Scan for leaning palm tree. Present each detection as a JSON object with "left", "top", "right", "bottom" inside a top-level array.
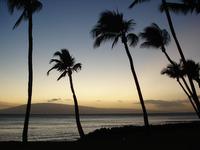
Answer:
[
  {"left": 160, "top": 0, "right": 200, "bottom": 111},
  {"left": 161, "top": 62, "right": 200, "bottom": 117},
  {"left": 91, "top": 10, "right": 149, "bottom": 128},
  {"left": 129, "top": 0, "right": 200, "bottom": 114},
  {"left": 47, "top": 49, "right": 85, "bottom": 138},
  {"left": 140, "top": 23, "right": 173, "bottom": 64},
  {"left": 7, "top": 0, "right": 42, "bottom": 142}
]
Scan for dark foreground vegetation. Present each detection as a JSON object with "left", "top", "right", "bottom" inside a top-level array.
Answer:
[{"left": 1, "top": 121, "right": 200, "bottom": 150}]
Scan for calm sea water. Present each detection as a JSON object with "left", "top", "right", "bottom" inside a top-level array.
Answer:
[{"left": 0, "top": 114, "right": 198, "bottom": 141}]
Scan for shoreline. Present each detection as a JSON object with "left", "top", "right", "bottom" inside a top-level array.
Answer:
[{"left": 1, "top": 121, "right": 200, "bottom": 149}]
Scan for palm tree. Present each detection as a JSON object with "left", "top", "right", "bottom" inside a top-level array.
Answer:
[
  {"left": 91, "top": 10, "right": 149, "bottom": 128},
  {"left": 140, "top": 23, "right": 173, "bottom": 64},
  {"left": 161, "top": 62, "right": 200, "bottom": 117},
  {"left": 7, "top": 0, "right": 42, "bottom": 142},
  {"left": 47, "top": 49, "right": 85, "bottom": 139},
  {"left": 161, "top": 0, "right": 200, "bottom": 113},
  {"left": 181, "top": 60, "right": 200, "bottom": 88},
  {"left": 129, "top": 0, "right": 200, "bottom": 114},
  {"left": 161, "top": 0, "right": 200, "bottom": 14}
]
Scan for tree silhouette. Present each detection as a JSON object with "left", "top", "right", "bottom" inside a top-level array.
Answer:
[
  {"left": 47, "top": 49, "right": 85, "bottom": 139},
  {"left": 140, "top": 23, "right": 200, "bottom": 117},
  {"left": 7, "top": 0, "right": 42, "bottom": 142},
  {"left": 161, "top": 0, "right": 200, "bottom": 113},
  {"left": 91, "top": 10, "right": 149, "bottom": 128},
  {"left": 140, "top": 23, "right": 173, "bottom": 64},
  {"left": 129, "top": 0, "right": 200, "bottom": 115},
  {"left": 181, "top": 60, "right": 200, "bottom": 88},
  {"left": 161, "top": 62, "right": 199, "bottom": 117}
]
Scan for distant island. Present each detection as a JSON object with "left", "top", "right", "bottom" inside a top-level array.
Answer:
[{"left": 0, "top": 102, "right": 195, "bottom": 115}]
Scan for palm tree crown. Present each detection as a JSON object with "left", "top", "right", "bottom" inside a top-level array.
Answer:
[
  {"left": 47, "top": 49, "right": 82, "bottom": 80},
  {"left": 7, "top": 0, "right": 42, "bottom": 29},
  {"left": 181, "top": 60, "right": 200, "bottom": 85},
  {"left": 161, "top": 62, "right": 183, "bottom": 79},
  {"left": 91, "top": 10, "right": 138, "bottom": 48},
  {"left": 140, "top": 23, "right": 170, "bottom": 49}
]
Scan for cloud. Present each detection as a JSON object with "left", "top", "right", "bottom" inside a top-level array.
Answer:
[
  {"left": 134, "top": 100, "right": 192, "bottom": 112},
  {"left": 96, "top": 100, "right": 101, "bottom": 102},
  {"left": 117, "top": 100, "right": 123, "bottom": 103},
  {"left": 47, "top": 98, "right": 62, "bottom": 103}
]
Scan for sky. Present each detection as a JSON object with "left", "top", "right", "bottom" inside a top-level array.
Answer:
[{"left": 0, "top": 0, "right": 200, "bottom": 110}]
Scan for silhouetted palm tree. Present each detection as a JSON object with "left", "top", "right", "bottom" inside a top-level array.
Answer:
[
  {"left": 7, "top": 0, "right": 42, "bottom": 142},
  {"left": 161, "top": 0, "right": 200, "bottom": 14},
  {"left": 91, "top": 10, "right": 149, "bottom": 128},
  {"left": 140, "top": 23, "right": 173, "bottom": 64},
  {"left": 129, "top": 0, "right": 200, "bottom": 114},
  {"left": 47, "top": 49, "right": 85, "bottom": 138},
  {"left": 160, "top": 0, "right": 200, "bottom": 112},
  {"left": 181, "top": 60, "right": 200, "bottom": 88},
  {"left": 161, "top": 62, "right": 199, "bottom": 117}
]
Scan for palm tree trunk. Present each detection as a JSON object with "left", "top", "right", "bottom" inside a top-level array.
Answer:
[
  {"left": 68, "top": 73, "right": 85, "bottom": 138},
  {"left": 122, "top": 35, "right": 149, "bottom": 128},
  {"left": 162, "top": 0, "right": 200, "bottom": 113},
  {"left": 177, "top": 79, "right": 200, "bottom": 118},
  {"left": 22, "top": 8, "right": 33, "bottom": 143},
  {"left": 161, "top": 46, "right": 175, "bottom": 65}
]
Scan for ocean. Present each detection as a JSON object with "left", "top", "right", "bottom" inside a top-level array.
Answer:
[{"left": 0, "top": 114, "right": 198, "bottom": 141}]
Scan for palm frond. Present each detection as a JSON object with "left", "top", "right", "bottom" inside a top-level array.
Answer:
[
  {"left": 48, "top": 49, "right": 82, "bottom": 79},
  {"left": 127, "top": 33, "right": 138, "bottom": 47},
  {"left": 161, "top": 62, "right": 183, "bottom": 79},
  {"left": 140, "top": 23, "right": 170, "bottom": 49},
  {"left": 111, "top": 35, "right": 120, "bottom": 48},
  {"left": 129, "top": 0, "right": 150, "bottom": 9},
  {"left": 47, "top": 64, "right": 60, "bottom": 76},
  {"left": 91, "top": 10, "right": 136, "bottom": 49},
  {"left": 57, "top": 71, "right": 67, "bottom": 81},
  {"left": 72, "top": 63, "right": 82, "bottom": 72},
  {"left": 13, "top": 10, "right": 26, "bottom": 29},
  {"left": 49, "top": 59, "right": 61, "bottom": 64}
]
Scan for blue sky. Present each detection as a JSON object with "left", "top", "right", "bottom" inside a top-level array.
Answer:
[{"left": 0, "top": 0, "right": 200, "bottom": 109}]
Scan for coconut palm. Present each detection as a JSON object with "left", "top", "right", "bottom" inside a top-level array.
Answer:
[
  {"left": 129, "top": 0, "right": 200, "bottom": 114},
  {"left": 161, "top": 63, "right": 199, "bottom": 117},
  {"left": 91, "top": 10, "right": 149, "bottom": 128},
  {"left": 140, "top": 23, "right": 173, "bottom": 64},
  {"left": 47, "top": 49, "right": 85, "bottom": 138},
  {"left": 160, "top": 0, "right": 200, "bottom": 15},
  {"left": 7, "top": 0, "right": 42, "bottom": 142},
  {"left": 161, "top": 0, "right": 200, "bottom": 112}
]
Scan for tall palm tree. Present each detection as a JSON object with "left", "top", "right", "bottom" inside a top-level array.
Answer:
[
  {"left": 161, "top": 0, "right": 200, "bottom": 112},
  {"left": 140, "top": 23, "right": 173, "bottom": 64},
  {"left": 161, "top": 0, "right": 200, "bottom": 14},
  {"left": 91, "top": 10, "right": 149, "bottom": 128},
  {"left": 7, "top": 0, "right": 42, "bottom": 142},
  {"left": 161, "top": 63, "right": 200, "bottom": 117},
  {"left": 129, "top": 0, "right": 200, "bottom": 114},
  {"left": 47, "top": 49, "right": 85, "bottom": 139}
]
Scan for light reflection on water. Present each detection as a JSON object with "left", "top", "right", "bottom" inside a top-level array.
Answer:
[{"left": 0, "top": 114, "right": 198, "bottom": 141}]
